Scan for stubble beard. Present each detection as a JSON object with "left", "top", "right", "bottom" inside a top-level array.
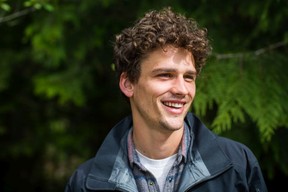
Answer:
[{"left": 158, "top": 115, "right": 185, "bottom": 133}]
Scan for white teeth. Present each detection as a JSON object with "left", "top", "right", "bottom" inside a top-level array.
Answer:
[{"left": 164, "top": 102, "right": 183, "bottom": 108}]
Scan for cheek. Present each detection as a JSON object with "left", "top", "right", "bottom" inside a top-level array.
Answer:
[
  {"left": 149, "top": 83, "right": 171, "bottom": 96},
  {"left": 133, "top": 83, "right": 157, "bottom": 99},
  {"left": 187, "top": 83, "right": 196, "bottom": 97}
]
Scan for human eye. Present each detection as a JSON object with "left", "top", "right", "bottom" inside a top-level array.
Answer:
[
  {"left": 184, "top": 74, "right": 196, "bottom": 82},
  {"left": 157, "top": 73, "right": 173, "bottom": 79}
]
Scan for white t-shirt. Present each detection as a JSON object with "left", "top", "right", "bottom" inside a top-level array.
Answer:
[{"left": 136, "top": 150, "right": 177, "bottom": 192}]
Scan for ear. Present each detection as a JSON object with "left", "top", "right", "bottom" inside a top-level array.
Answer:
[{"left": 119, "top": 72, "right": 134, "bottom": 98}]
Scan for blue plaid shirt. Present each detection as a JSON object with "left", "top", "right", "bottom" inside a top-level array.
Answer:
[{"left": 127, "top": 125, "right": 191, "bottom": 192}]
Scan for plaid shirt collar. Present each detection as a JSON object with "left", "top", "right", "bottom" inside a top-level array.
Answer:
[{"left": 127, "top": 123, "right": 191, "bottom": 168}]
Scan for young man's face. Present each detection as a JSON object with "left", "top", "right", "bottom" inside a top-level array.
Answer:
[{"left": 120, "top": 45, "right": 196, "bottom": 133}]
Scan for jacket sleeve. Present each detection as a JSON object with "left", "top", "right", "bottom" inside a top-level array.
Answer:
[
  {"left": 216, "top": 136, "right": 268, "bottom": 191},
  {"left": 248, "top": 160, "right": 268, "bottom": 192}
]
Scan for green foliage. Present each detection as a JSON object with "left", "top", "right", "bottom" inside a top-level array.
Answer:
[
  {"left": 25, "top": 20, "right": 66, "bottom": 67},
  {"left": 24, "top": 0, "right": 54, "bottom": 11},
  {"left": 34, "top": 69, "right": 86, "bottom": 106},
  {"left": 0, "top": 0, "right": 10, "bottom": 11},
  {"left": 0, "top": 0, "right": 54, "bottom": 12},
  {"left": 194, "top": 51, "right": 288, "bottom": 142}
]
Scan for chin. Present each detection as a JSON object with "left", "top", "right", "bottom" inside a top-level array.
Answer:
[{"left": 164, "top": 121, "right": 184, "bottom": 131}]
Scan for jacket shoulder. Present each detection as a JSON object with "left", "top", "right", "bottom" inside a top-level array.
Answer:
[
  {"left": 186, "top": 112, "right": 258, "bottom": 165},
  {"left": 65, "top": 158, "right": 94, "bottom": 192},
  {"left": 216, "top": 136, "right": 258, "bottom": 165}
]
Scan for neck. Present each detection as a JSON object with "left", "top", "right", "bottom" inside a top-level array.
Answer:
[{"left": 132, "top": 126, "right": 184, "bottom": 159}]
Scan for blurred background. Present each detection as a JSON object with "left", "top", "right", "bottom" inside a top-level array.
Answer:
[{"left": 0, "top": 0, "right": 287, "bottom": 191}]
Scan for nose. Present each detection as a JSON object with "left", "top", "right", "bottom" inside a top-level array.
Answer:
[{"left": 171, "top": 77, "right": 189, "bottom": 95}]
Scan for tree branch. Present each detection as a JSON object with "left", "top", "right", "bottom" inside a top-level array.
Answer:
[
  {"left": 213, "top": 41, "right": 287, "bottom": 59},
  {"left": 0, "top": 8, "right": 35, "bottom": 24}
]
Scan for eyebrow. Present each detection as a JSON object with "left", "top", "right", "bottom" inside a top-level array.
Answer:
[{"left": 151, "top": 68, "right": 197, "bottom": 75}]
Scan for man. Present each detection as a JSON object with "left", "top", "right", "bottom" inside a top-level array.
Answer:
[{"left": 65, "top": 7, "right": 267, "bottom": 192}]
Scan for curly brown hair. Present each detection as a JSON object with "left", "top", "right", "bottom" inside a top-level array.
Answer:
[{"left": 113, "top": 7, "right": 211, "bottom": 83}]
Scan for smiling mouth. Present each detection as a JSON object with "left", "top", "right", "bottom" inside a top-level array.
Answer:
[{"left": 163, "top": 102, "right": 185, "bottom": 108}]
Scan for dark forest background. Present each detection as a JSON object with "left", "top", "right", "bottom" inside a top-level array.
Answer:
[{"left": 0, "top": 0, "right": 287, "bottom": 191}]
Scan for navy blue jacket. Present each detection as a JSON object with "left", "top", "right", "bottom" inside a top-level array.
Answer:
[{"left": 65, "top": 112, "right": 268, "bottom": 191}]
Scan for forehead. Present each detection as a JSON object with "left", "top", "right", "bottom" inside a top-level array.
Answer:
[{"left": 141, "top": 45, "right": 195, "bottom": 71}]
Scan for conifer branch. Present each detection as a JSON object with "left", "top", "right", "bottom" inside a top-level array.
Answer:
[{"left": 213, "top": 41, "right": 287, "bottom": 59}]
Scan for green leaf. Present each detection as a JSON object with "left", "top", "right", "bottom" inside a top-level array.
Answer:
[{"left": 1, "top": 3, "right": 10, "bottom": 11}]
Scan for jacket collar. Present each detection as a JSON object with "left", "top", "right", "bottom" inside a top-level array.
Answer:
[
  {"left": 86, "top": 113, "right": 232, "bottom": 191},
  {"left": 185, "top": 113, "right": 232, "bottom": 174},
  {"left": 86, "top": 115, "right": 135, "bottom": 191}
]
